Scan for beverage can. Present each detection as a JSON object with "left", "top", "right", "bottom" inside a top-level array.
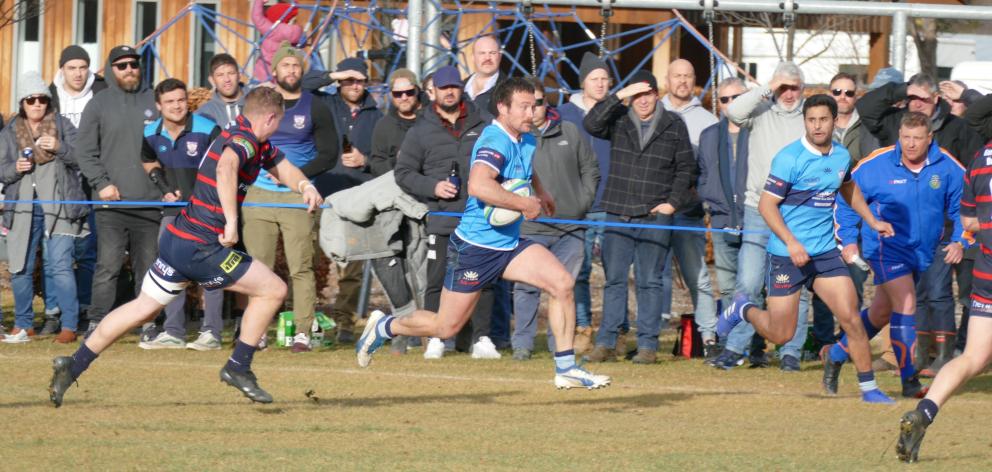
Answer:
[{"left": 21, "top": 147, "right": 34, "bottom": 162}]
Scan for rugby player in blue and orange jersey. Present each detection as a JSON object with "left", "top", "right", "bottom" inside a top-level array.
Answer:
[
  {"left": 48, "top": 87, "right": 323, "bottom": 407},
  {"left": 717, "top": 94, "right": 896, "bottom": 403}
]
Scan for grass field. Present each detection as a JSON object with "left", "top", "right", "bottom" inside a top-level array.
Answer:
[{"left": 3, "top": 333, "right": 992, "bottom": 471}]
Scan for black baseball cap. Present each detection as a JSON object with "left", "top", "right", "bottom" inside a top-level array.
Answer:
[{"left": 107, "top": 45, "right": 141, "bottom": 64}]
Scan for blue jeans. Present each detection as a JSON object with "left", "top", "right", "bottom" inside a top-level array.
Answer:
[
  {"left": 725, "top": 206, "right": 808, "bottom": 358},
  {"left": 916, "top": 244, "right": 956, "bottom": 333},
  {"left": 11, "top": 207, "right": 79, "bottom": 331},
  {"left": 45, "top": 214, "right": 96, "bottom": 313},
  {"left": 596, "top": 213, "right": 673, "bottom": 351},
  {"left": 511, "top": 231, "right": 585, "bottom": 351},
  {"left": 660, "top": 214, "right": 718, "bottom": 340},
  {"left": 811, "top": 263, "right": 868, "bottom": 345},
  {"left": 575, "top": 211, "right": 629, "bottom": 331}
]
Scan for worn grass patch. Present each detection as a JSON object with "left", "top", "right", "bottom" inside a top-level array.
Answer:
[{"left": 3, "top": 338, "right": 992, "bottom": 471}]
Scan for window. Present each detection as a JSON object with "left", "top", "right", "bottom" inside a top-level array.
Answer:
[
  {"left": 191, "top": 2, "right": 218, "bottom": 87},
  {"left": 17, "top": 0, "right": 43, "bottom": 75},
  {"left": 135, "top": 1, "right": 159, "bottom": 82},
  {"left": 76, "top": 0, "right": 101, "bottom": 71}
]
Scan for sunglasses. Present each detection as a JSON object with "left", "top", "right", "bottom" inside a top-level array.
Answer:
[
  {"left": 113, "top": 60, "right": 140, "bottom": 71},
  {"left": 534, "top": 97, "right": 545, "bottom": 106},
  {"left": 391, "top": 89, "right": 417, "bottom": 98},
  {"left": 24, "top": 95, "right": 50, "bottom": 106},
  {"left": 718, "top": 93, "right": 742, "bottom": 104},
  {"left": 778, "top": 84, "right": 801, "bottom": 92},
  {"left": 832, "top": 89, "right": 856, "bottom": 98}
]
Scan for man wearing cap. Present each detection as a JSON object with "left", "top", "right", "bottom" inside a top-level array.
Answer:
[
  {"left": 38, "top": 45, "right": 106, "bottom": 336},
  {"left": 394, "top": 65, "right": 500, "bottom": 359},
  {"left": 74, "top": 45, "right": 162, "bottom": 338},
  {"left": 558, "top": 51, "right": 620, "bottom": 355},
  {"left": 242, "top": 42, "right": 339, "bottom": 353},
  {"left": 302, "top": 56, "right": 383, "bottom": 343},
  {"left": 582, "top": 70, "right": 696, "bottom": 364}
]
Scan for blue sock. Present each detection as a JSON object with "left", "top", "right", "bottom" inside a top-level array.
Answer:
[
  {"left": 70, "top": 343, "right": 99, "bottom": 380},
  {"left": 376, "top": 316, "right": 395, "bottom": 339},
  {"left": 916, "top": 398, "right": 939, "bottom": 425},
  {"left": 226, "top": 340, "right": 257, "bottom": 373},
  {"left": 829, "top": 309, "right": 882, "bottom": 364},
  {"left": 554, "top": 349, "right": 576, "bottom": 371},
  {"left": 890, "top": 312, "right": 918, "bottom": 381},
  {"left": 857, "top": 370, "right": 879, "bottom": 393}
]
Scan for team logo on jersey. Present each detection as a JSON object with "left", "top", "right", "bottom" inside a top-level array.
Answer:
[
  {"left": 293, "top": 115, "right": 306, "bottom": 129},
  {"left": 144, "top": 109, "right": 154, "bottom": 119},
  {"left": 823, "top": 167, "right": 832, "bottom": 174},
  {"left": 186, "top": 141, "right": 199, "bottom": 157},
  {"left": 929, "top": 174, "right": 941, "bottom": 189},
  {"left": 158, "top": 144, "right": 168, "bottom": 153},
  {"left": 231, "top": 136, "right": 255, "bottom": 159},
  {"left": 890, "top": 179, "right": 907, "bottom": 185},
  {"left": 219, "top": 251, "right": 243, "bottom": 274},
  {"left": 459, "top": 270, "right": 480, "bottom": 286},
  {"left": 775, "top": 274, "right": 790, "bottom": 284},
  {"left": 153, "top": 258, "right": 175, "bottom": 277}
]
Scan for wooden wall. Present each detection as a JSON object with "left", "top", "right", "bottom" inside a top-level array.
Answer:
[{"left": 0, "top": 21, "right": 14, "bottom": 116}]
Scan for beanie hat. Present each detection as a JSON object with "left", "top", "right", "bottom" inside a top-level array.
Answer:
[
  {"left": 629, "top": 69, "right": 658, "bottom": 91},
  {"left": 389, "top": 68, "right": 418, "bottom": 88},
  {"left": 59, "top": 45, "right": 91, "bottom": 68},
  {"left": 579, "top": 51, "right": 609, "bottom": 84},
  {"left": 265, "top": 3, "right": 299, "bottom": 23},
  {"left": 271, "top": 41, "right": 304, "bottom": 72},
  {"left": 17, "top": 71, "right": 51, "bottom": 105},
  {"left": 336, "top": 57, "right": 369, "bottom": 79}
]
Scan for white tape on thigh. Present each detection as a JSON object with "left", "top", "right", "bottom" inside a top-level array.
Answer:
[{"left": 142, "top": 271, "right": 188, "bottom": 305}]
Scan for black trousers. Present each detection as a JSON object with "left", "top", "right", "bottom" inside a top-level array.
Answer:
[{"left": 88, "top": 208, "right": 162, "bottom": 323}]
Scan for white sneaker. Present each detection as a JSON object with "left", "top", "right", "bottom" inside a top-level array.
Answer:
[
  {"left": 2, "top": 329, "right": 32, "bottom": 344},
  {"left": 423, "top": 337, "right": 445, "bottom": 359},
  {"left": 186, "top": 331, "right": 221, "bottom": 351},
  {"left": 554, "top": 365, "right": 612, "bottom": 390},
  {"left": 139, "top": 332, "right": 186, "bottom": 350},
  {"left": 470, "top": 336, "right": 502, "bottom": 359}
]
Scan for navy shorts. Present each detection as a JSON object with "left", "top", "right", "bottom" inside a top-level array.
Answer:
[
  {"left": 151, "top": 230, "right": 253, "bottom": 291},
  {"left": 970, "top": 254, "right": 992, "bottom": 318},
  {"left": 767, "top": 248, "right": 850, "bottom": 297},
  {"left": 867, "top": 258, "right": 919, "bottom": 285},
  {"left": 443, "top": 233, "right": 535, "bottom": 293}
]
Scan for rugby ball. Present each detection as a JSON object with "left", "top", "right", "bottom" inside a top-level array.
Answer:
[{"left": 484, "top": 178, "right": 532, "bottom": 227}]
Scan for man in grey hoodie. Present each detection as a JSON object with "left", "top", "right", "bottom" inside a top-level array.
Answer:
[
  {"left": 510, "top": 77, "right": 600, "bottom": 360},
  {"left": 74, "top": 45, "right": 163, "bottom": 337},
  {"left": 196, "top": 53, "right": 246, "bottom": 129},
  {"left": 659, "top": 59, "right": 719, "bottom": 348},
  {"left": 715, "top": 62, "right": 811, "bottom": 371}
]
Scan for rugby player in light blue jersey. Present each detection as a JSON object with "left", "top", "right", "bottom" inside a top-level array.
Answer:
[
  {"left": 355, "top": 78, "right": 610, "bottom": 390},
  {"left": 717, "top": 94, "right": 896, "bottom": 403}
]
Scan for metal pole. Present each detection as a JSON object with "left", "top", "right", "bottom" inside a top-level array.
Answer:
[
  {"left": 892, "top": 10, "right": 908, "bottom": 73},
  {"left": 423, "top": 0, "right": 443, "bottom": 75},
  {"left": 406, "top": 0, "right": 423, "bottom": 79},
  {"left": 329, "top": 28, "right": 340, "bottom": 70},
  {"left": 356, "top": 261, "right": 374, "bottom": 319},
  {"left": 492, "top": 0, "right": 992, "bottom": 21}
]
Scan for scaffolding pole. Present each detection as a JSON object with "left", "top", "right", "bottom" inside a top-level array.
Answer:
[
  {"left": 423, "top": 0, "right": 443, "bottom": 75},
  {"left": 892, "top": 10, "right": 908, "bottom": 74},
  {"left": 407, "top": 0, "right": 423, "bottom": 78}
]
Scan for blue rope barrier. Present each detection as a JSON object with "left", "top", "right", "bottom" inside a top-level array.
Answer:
[{"left": 5, "top": 200, "right": 766, "bottom": 235}]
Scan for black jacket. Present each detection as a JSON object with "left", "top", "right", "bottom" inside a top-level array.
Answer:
[
  {"left": 370, "top": 107, "right": 419, "bottom": 177},
  {"left": 584, "top": 94, "right": 697, "bottom": 217},
  {"left": 74, "top": 61, "right": 162, "bottom": 206},
  {"left": 394, "top": 101, "right": 486, "bottom": 235},
  {"left": 467, "top": 71, "right": 506, "bottom": 122},
  {"left": 697, "top": 118, "right": 749, "bottom": 230},
  {"left": 857, "top": 82, "right": 985, "bottom": 165}
]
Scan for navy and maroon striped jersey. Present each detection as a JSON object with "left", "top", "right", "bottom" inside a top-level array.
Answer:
[
  {"left": 169, "top": 115, "right": 284, "bottom": 243},
  {"left": 961, "top": 145, "right": 992, "bottom": 258}
]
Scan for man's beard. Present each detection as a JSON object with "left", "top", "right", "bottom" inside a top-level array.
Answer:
[
  {"left": 439, "top": 99, "right": 460, "bottom": 114},
  {"left": 277, "top": 77, "right": 301, "bottom": 93},
  {"left": 118, "top": 74, "right": 141, "bottom": 92}
]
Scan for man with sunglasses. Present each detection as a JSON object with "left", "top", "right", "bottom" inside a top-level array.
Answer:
[
  {"left": 717, "top": 62, "right": 813, "bottom": 371},
  {"left": 74, "top": 45, "right": 162, "bottom": 339},
  {"left": 304, "top": 56, "right": 383, "bottom": 344},
  {"left": 697, "top": 77, "right": 749, "bottom": 362},
  {"left": 370, "top": 68, "right": 422, "bottom": 177}
]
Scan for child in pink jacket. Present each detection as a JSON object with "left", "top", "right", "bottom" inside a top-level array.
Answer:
[{"left": 251, "top": 0, "right": 305, "bottom": 82}]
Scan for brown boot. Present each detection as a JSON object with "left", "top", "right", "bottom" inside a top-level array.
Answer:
[
  {"left": 614, "top": 331, "right": 629, "bottom": 358},
  {"left": 574, "top": 327, "right": 593, "bottom": 355},
  {"left": 53, "top": 329, "right": 77, "bottom": 344},
  {"left": 631, "top": 348, "right": 657, "bottom": 364},
  {"left": 583, "top": 345, "right": 617, "bottom": 363}
]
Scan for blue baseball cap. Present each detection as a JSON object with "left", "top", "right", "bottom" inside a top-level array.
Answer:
[{"left": 433, "top": 66, "right": 462, "bottom": 88}]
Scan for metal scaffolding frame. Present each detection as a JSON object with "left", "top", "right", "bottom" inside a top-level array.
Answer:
[{"left": 405, "top": 0, "right": 992, "bottom": 76}]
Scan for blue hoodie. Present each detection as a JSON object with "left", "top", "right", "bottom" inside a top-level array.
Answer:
[{"left": 834, "top": 140, "right": 965, "bottom": 272}]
